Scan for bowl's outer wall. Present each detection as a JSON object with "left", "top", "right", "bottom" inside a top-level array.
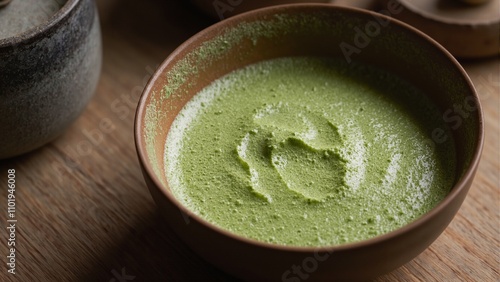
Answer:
[
  {"left": 0, "top": 0, "right": 102, "bottom": 159},
  {"left": 137, "top": 5, "right": 481, "bottom": 281}
]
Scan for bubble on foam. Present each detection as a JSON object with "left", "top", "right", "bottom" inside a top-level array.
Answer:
[
  {"left": 236, "top": 132, "right": 251, "bottom": 159},
  {"left": 298, "top": 114, "right": 317, "bottom": 141}
]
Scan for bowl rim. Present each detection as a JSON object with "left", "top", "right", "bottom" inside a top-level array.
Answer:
[
  {"left": 0, "top": 0, "right": 79, "bottom": 48},
  {"left": 135, "top": 3, "right": 484, "bottom": 253}
]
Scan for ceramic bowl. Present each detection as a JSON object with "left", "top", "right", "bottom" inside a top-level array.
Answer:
[
  {"left": 135, "top": 4, "right": 483, "bottom": 281},
  {"left": 190, "top": 0, "right": 330, "bottom": 19},
  {"left": 0, "top": 0, "right": 102, "bottom": 159}
]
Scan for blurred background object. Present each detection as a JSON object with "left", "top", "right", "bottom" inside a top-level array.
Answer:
[
  {"left": 0, "top": 0, "right": 102, "bottom": 159},
  {"left": 380, "top": 0, "right": 500, "bottom": 58}
]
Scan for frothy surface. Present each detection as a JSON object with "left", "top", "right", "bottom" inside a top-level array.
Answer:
[{"left": 165, "top": 57, "right": 455, "bottom": 247}]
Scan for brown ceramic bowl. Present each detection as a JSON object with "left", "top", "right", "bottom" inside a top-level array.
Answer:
[
  {"left": 135, "top": 4, "right": 483, "bottom": 281},
  {"left": 379, "top": 0, "right": 500, "bottom": 58}
]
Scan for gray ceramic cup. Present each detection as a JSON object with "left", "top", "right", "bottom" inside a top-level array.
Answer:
[{"left": 0, "top": 0, "right": 102, "bottom": 159}]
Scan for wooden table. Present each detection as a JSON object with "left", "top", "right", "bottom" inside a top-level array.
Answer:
[{"left": 1, "top": 0, "right": 498, "bottom": 281}]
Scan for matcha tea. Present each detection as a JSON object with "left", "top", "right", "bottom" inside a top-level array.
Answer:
[
  {"left": 164, "top": 57, "right": 455, "bottom": 247},
  {"left": 0, "top": 0, "right": 66, "bottom": 40}
]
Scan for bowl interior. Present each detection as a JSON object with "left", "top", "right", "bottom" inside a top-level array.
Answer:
[
  {"left": 135, "top": 6, "right": 483, "bottom": 280},
  {"left": 138, "top": 5, "right": 480, "bottom": 198}
]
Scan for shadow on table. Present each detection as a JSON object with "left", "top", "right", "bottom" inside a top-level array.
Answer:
[{"left": 82, "top": 208, "right": 238, "bottom": 281}]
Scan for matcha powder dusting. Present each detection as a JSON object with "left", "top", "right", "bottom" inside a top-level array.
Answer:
[{"left": 164, "top": 57, "right": 456, "bottom": 247}]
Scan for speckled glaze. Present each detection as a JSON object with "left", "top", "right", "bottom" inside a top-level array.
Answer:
[{"left": 0, "top": 0, "right": 102, "bottom": 159}]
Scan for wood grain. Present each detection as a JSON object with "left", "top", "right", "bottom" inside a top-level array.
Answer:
[{"left": 1, "top": 0, "right": 498, "bottom": 281}]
